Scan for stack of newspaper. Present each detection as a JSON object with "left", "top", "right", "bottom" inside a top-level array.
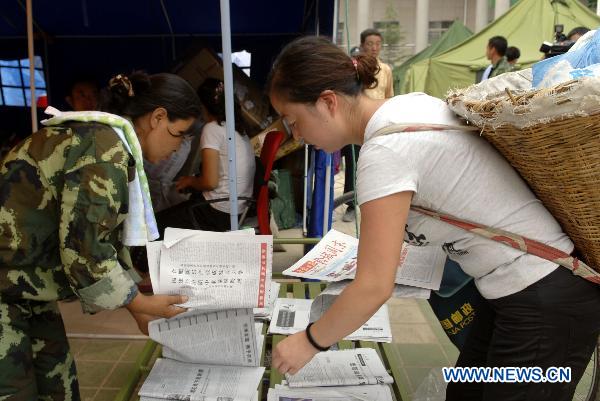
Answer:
[
  {"left": 282, "top": 229, "right": 447, "bottom": 298},
  {"left": 267, "top": 348, "right": 394, "bottom": 400},
  {"left": 140, "top": 228, "right": 274, "bottom": 401},
  {"left": 139, "top": 308, "right": 265, "bottom": 401},
  {"left": 269, "top": 297, "right": 392, "bottom": 342}
]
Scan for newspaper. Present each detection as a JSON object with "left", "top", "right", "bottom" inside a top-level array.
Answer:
[
  {"left": 321, "top": 280, "right": 431, "bottom": 300},
  {"left": 268, "top": 383, "right": 394, "bottom": 401},
  {"left": 285, "top": 348, "right": 393, "bottom": 387},
  {"left": 138, "top": 358, "right": 264, "bottom": 401},
  {"left": 253, "top": 281, "right": 281, "bottom": 320},
  {"left": 282, "top": 229, "right": 444, "bottom": 291},
  {"left": 148, "top": 228, "right": 272, "bottom": 309},
  {"left": 269, "top": 298, "right": 392, "bottom": 343},
  {"left": 309, "top": 297, "right": 392, "bottom": 343},
  {"left": 148, "top": 308, "right": 261, "bottom": 366}
]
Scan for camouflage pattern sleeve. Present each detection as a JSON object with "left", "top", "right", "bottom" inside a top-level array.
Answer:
[{"left": 58, "top": 126, "right": 138, "bottom": 311}]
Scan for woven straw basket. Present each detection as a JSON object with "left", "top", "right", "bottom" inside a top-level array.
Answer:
[{"left": 447, "top": 79, "right": 600, "bottom": 272}]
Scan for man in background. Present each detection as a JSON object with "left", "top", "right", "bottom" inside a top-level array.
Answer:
[
  {"left": 480, "top": 36, "right": 513, "bottom": 82},
  {"left": 340, "top": 29, "right": 394, "bottom": 223},
  {"left": 567, "top": 26, "right": 590, "bottom": 42},
  {"left": 65, "top": 76, "right": 99, "bottom": 111}
]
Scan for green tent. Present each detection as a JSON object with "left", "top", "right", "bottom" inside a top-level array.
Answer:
[
  {"left": 407, "top": 0, "right": 600, "bottom": 99},
  {"left": 393, "top": 20, "right": 473, "bottom": 94}
]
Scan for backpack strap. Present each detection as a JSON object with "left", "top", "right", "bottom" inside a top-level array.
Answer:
[
  {"left": 370, "top": 123, "right": 479, "bottom": 140},
  {"left": 367, "top": 122, "right": 600, "bottom": 284}
]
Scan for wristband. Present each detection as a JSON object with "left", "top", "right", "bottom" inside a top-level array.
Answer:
[{"left": 305, "top": 322, "right": 330, "bottom": 352}]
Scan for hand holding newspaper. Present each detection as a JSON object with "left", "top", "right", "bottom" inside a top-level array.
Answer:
[
  {"left": 147, "top": 228, "right": 272, "bottom": 309},
  {"left": 285, "top": 348, "right": 393, "bottom": 387},
  {"left": 282, "top": 229, "right": 445, "bottom": 293}
]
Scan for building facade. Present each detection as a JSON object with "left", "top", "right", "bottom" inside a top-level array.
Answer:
[{"left": 336, "top": 0, "right": 512, "bottom": 65}]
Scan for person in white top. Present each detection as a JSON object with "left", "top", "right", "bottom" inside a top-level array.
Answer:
[
  {"left": 267, "top": 36, "right": 600, "bottom": 401},
  {"left": 155, "top": 78, "right": 255, "bottom": 233}
]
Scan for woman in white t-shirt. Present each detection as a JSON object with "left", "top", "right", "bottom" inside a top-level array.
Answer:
[
  {"left": 155, "top": 78, "right": 255, "bottom": 232},
  {"left": 267, "top": 36, "right": 600, "bottom": 401}
]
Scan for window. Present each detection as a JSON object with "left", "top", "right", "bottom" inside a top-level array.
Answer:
[
  {"left": 0, "top": 56, "right": 46, "bottom": 107},
  {"left": 428, "top": 20, "right": 453, "bottom": 44}
]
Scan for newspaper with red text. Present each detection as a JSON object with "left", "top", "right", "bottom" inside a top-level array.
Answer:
[
  {"left": 282, "top": 229, "right": 444, "bottom": 291},
  {"left": 148, "top": 228, "right": 272, "bottom": 309}
]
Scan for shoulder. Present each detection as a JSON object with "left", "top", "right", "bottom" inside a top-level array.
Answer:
[
  {"left": 379, "top": 61, "right": 392, "bottom": 74},
  {"left": 26, "top": 122, "right": 128, "bottom": 167}
]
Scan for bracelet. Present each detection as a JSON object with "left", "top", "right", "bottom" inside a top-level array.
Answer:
[{"left": 305, "top": 322, "right": 330, "bottom": 352}]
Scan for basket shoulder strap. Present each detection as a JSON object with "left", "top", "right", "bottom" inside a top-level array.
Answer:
[
  {"left": 370, "top": 123, "right": 479, "bottom": 140},
  {"left": 411, "top": 206, "right": 600, "bottom": 285}
]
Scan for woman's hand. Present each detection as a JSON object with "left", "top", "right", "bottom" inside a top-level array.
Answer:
[
  {"left": 126, "top": 293, "right": 188, "bottom": 319},
  {"left": 272, "top": 331, "right": 319, "bottom": 375},
  {"left": 175, "top": 176, "right": 197, "bottom": 192},
  {"left": 125, "top": 293, "right": 187, "bottom": 334}
]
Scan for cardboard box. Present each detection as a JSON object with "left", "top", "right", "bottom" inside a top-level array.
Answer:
[
  {"left": 250, "top": 118, "right": 303, "bottom": 161},
  {"left": 174, "top": 48, "right": 274, "bottom": 135}
]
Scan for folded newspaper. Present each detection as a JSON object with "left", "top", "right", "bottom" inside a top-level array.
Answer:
[
  {"left": 268, "top": 383, "right": 394, "bottom": 401},
  {"left": 286, "top": 348, "right": 393, "bottom": 387},
  {"left": 147, "top": 228, "right": 272, "bottom": 309},
  {"left": 139, "top": 358, "right": 264, "bottom": 401},
  {"left": 269, "top": 298, "right": 392, "bottom": 342},
  {"left": 282, "top": 229, "right": 444, "bottom": 295},
  {"left": 139, "top": 309, "right": 265, "bottom": 401},
  {"left": 254, "top": 281, "right": 281, "bottom": 321}
]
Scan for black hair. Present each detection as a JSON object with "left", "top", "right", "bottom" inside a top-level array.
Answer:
[
  {"left": 360, "top": 29, "right": 383, "bottom": 45},
  {"left": 567, "top": 26, "right": 590, "bottom": 40},
  {"left": 267, "top": 36, "right": 379, "bottom": 104},
  {"left": 197, "top": 78, "right": 250, "bottom": 136},
  {"left": 98, "top": 71, "right": 202, "bottom": 123},
  {"left": 506, "top": 46, "right": 520, "bottom": 62},
  {"left": 488, "top": 36, "right": 508, "bottom": 56}
]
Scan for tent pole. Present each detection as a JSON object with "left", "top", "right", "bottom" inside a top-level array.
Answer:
[
  {"left": 219, "top": 0, "right": 239, "bottom": 231},
  {"left": 321, "top": 0, "right": 337, "bottom": 236},
  {"left": 26, "top": 0, "right": 37, "bottom": 132},
  {"left": 303, "top": 144, "right": 309, "bottom": 236}
]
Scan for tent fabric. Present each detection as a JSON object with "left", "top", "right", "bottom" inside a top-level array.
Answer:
[
  {"left": 393, "top": 20, "right": 472, "bottom": 94},
  {"left": 406, "top": 0, "right": 600, "bottom": 99},
  {"left": 0, "top": 0, "right": 333, "bottom": 134}
]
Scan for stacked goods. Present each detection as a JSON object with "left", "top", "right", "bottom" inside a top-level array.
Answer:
[
  {"left": 174, "top": 48, "right": 275, "bottom": 134},
  {"left": 448, "top": 76, "right": 600, "bottom": 271}
]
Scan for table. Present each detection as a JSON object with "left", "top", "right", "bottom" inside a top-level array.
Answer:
[{"left": 116, "top": 282, "right": 410, "bottom": 401}]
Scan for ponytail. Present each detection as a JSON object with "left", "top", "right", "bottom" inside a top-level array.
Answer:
[{"left": 267, "top": 36, "right": 379, "bottom": 103}]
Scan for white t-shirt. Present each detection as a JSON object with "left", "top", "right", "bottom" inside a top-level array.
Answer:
[
  {"left": 356, "top": 93, "right": 573, "bottom": 299},
  {"left": 200, "top": 121, "right": 256, "bottom": 214}
]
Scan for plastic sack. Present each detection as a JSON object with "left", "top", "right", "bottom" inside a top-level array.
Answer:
[
  {"left": 533, "top": 29, "right": 600, "bottom": 88},
  {"left": 412, "top": 368, "right": 448, "bottom": 401}
]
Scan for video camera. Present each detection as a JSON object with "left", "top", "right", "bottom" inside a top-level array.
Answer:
[{"left": 539, "top": 24, "right": 575, "bottom": 58}]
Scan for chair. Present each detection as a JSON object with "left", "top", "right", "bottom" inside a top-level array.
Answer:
[
  {"left": 255, "top": 130, "right": 285, "bottom": 234},
  {"left": 188, "top": 130, "right": 285, "bottom": 235}
]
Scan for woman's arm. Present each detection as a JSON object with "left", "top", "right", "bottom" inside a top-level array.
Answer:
[
  {"left": 272, "top": 191, "right": 412, "bottom": 375},
  {"left": 175, "top": 148, "right": 219, "bottom": 192}
]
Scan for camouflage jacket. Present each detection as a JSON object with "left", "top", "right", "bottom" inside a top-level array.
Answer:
[{"left": 0, "top": 122, "right": 139, "bottom": 312}]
